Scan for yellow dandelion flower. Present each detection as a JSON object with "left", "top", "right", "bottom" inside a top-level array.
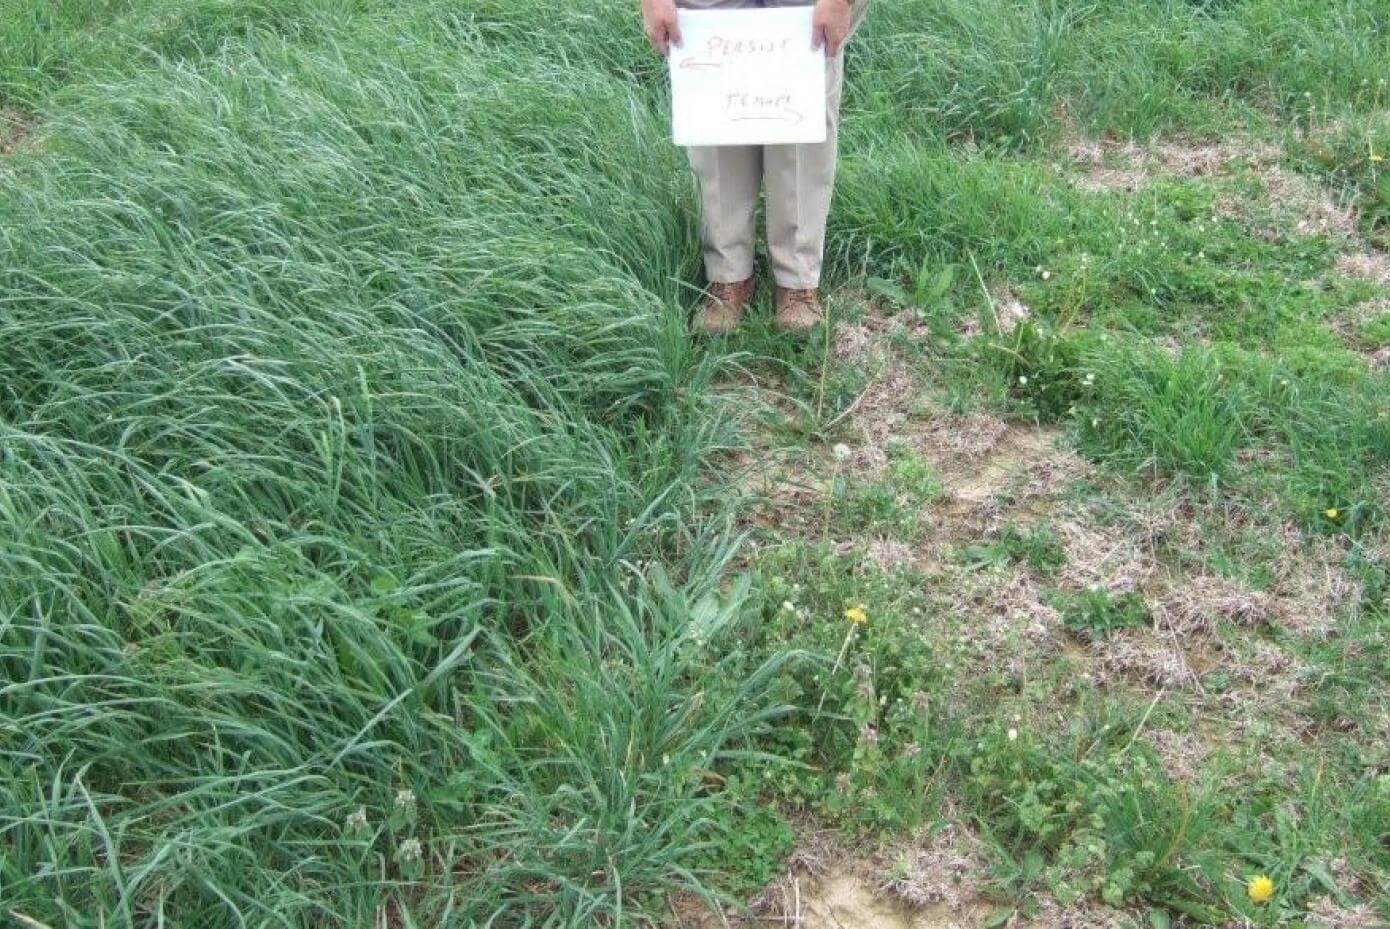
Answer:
[
  {"left": 1371, "top": 154, "right": 1385, "bottom": 163},
  {"left": 1325, "top": 507, "right": 1341, "bottom": 520},
  {"left": 844, "top": 606, "right": 869, "bottom": 625},
  {"left": 1247, "top": 874, "right": 1274, "bottom": 905}
]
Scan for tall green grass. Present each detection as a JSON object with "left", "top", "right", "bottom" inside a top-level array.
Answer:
[
  {"left": 844, "top": 0, "right": 1390, "bottom": 148},
  {"left": 0, "top": 8, "right": 787, "bottom": 927},
  {"left": 5, "top": 0, "right": 1390, "bottom": 925}
]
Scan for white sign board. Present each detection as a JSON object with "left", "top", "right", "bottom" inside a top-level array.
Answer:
[{"left": 669, "top": 7, "right": 827, "bottom": 147}]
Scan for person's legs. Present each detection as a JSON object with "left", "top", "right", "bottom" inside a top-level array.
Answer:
[
  {"left": 685, "top": 144, "right": 763, "bottom": 285},
  {"left": 761, "top": 0, "right": 868, "bottom": 295},
  {"left": 679, "top": 0, "right": 763, "bottom": 288}
]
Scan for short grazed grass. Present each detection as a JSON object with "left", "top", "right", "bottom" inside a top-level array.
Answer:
[{"left": 3, "top": 1, "right": 1389, "bottom": 927}]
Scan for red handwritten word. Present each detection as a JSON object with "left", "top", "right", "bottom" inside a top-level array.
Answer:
[{"left": 705, "top": 35, "right": 795, "bottom": 57}]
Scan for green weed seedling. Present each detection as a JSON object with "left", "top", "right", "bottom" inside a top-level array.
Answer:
[
  {"left": 1054, "top": 589, "right": 1150, "bottom": 639},
  {"left": 962, "top": 522, "right": 1068, "bottom": 576},
  {"left": 868, "top": 257, "right": 962, "bottom": 339}
]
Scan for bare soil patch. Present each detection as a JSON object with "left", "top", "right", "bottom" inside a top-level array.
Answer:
[
  {"left": 1144, "top": 726, "right": 1212, "bottom": 783},
  {"left": 670, "top": 824, "right": 1135, "bottom": 929},
  {"left": 1305, "top": 897, "right": 1389, "bottom": 929},
  {"left": 1055, "top": 513, "right": 1161, "bottom": 597},
  {"left": 675, "top": 870, "right": 1134, "bottom": 929},
  {"left": 1066, "top": 136, "right": 1359, "bottom": 240},
  {"left": 1066, "top": 137, "right": 1281, "bottom": 193},
  {"left": 738, "top": 300, "right": 1090, "bottom": 558},
  {"left": 1264, "top": 529, "right": 1365, "bottom": 637},
  {"left": 1152, "top": 572, "right": 1278, "bottom": 637},
  {"left": 1336, "top": 250, "right": 1390, "bottom": 288},
  {"left": 790, "top": 870, "right": 983, "bottom": 929}
]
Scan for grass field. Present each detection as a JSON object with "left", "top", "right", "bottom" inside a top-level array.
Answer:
[{"left": 2, "top": 1, "right": 1389, "bottom": 927}]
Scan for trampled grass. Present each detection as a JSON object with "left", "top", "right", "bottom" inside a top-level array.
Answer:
[{"left": 3, "top": 0, "right": 1390, "bottom": 927}]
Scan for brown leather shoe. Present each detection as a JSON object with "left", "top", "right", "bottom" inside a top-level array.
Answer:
[
  {"left": 775, "top": 286, "right": 824, "bottom": 332},
  {"left": 692, "top": 277, "right": 756, "bottom": 334}
]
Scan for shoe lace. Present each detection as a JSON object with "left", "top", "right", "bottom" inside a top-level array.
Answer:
[
  {"left": 781, "top": 288, "right": 819, "bottom": 314},
  {"left": 709, "top": 281, "right": 744, "bottom": 304}
]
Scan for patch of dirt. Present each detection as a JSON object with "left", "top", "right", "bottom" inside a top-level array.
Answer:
[
  {"left": 1065, "top": 139, "right": 1152, "bottom": 193},
  {"left": 896, "top": 418, "right": 1092, "bottom": 560},
  {"left": 1152, "top": 573, "right": 1278, "bottom": 637},
  {"left": 1217, "top": 637, "right": 1308, "bottom": 713},
  {"left": 1092, "top": 630, "right": 1200, "bottom": 690},
  {"left": 1066, "top": 136, "right": 1358, "bottom": 240},
  {"left": 1266, "top": 531, "right": 1362, "bottom": 637},
  {"left": 864, "top": 536, "right": 921, "bottom": 573},
  {"left": 1337, "top": 251, "right": 1390, "bottom": 288},
  {"left": 1020, "top": 901, "right": 1138, "bottom": 929},
  {"left": 945, "top": 427, "right": 1065, "bottom": 509},
  {"left": 904, "top": 409, "right": 1013, "bottom": 470},
  {"left": 1055, "top": 516, "right": 1161, "bottom": 597},
  {"left": 775, "top": 869, "right": 988, "bottom": 929},
  {"left": 678, "top": 858, "right": 1129, "bottom": 929},
  {"left": 834, "top": 319, "right": 890, "bottom": 364},
  {"left": 951, "top": 566, "right": 1063, "bottom": 661},
  {"left": 851, "top": 363, "right": 930, "bottom": 451},
  {"left": 1304, "top": 896, "right": 1389, "bottom": 929},
  {"left": 1066, "top": 137, "right": 1281, "bottom": 193},
  {"left": 1144, "top": 727, "right": 1212, "bottom": 783},
  {"left": 748, "top": 304, "right": 1092, "bottom": 564},
  {"left": 879, "top": 824, "right": 989, "bottom": 912},
  {"left": 0, "top": 106, "right": 32, "bottom": 155},
  {"left": 1151, "top": 140, "right": 1284, "bottom": 178},
  {"left": 1074, "top": 555, "right": 1316, "bottom": 702},
  {"left": 1253, "top": 165, "right": 1358, "bottom": 238}
]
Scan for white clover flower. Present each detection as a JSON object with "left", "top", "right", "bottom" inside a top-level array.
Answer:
[
  {"left": 832, "top": 442, "right": 852, "bottom": 462},
  {"left": 345, "top": 807, "right": 369, "bottom": 833}
]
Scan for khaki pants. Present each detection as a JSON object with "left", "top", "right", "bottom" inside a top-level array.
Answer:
[{"left": 678, "top": 0, "right": 868, "bottom": 289}]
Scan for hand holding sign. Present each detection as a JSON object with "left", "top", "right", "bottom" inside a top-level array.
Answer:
[
  {"left": 641, "top": 0, "right": 683, "bottom": 57},
  {"left": 811, "top": 0, "right": 855, "bottom": 57},
  {"left": 669, "top": 7, "right": 827, "bottom": 147}
]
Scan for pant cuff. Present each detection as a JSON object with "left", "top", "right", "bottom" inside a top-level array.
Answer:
[
  {"left": 706, "top": 266, "right": 756, "bottom": 284},
  {"left": 773, "top": 273, "right": 820, "bottom": 290}
]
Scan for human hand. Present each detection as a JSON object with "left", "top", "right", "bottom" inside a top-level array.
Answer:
[
  {"left": 811, "top": 0, "right": 853, "bottom": 57},
  {"left": 641, "top": 0, "right": 683, "bottom": 56}
]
